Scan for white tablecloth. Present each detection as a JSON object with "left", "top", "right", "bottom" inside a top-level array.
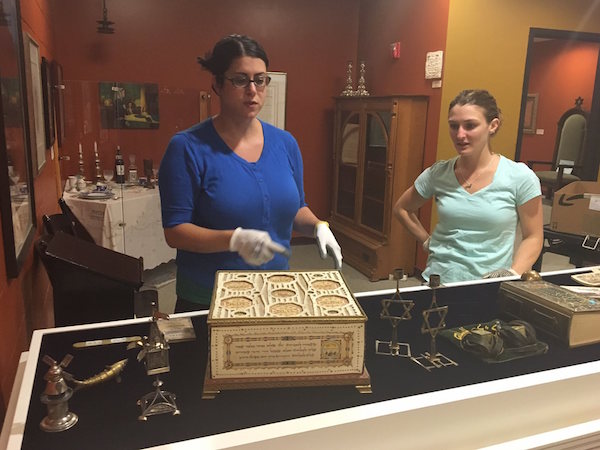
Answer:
[{"left": 63, "top": 185, "right": 175, "bottom": 270}]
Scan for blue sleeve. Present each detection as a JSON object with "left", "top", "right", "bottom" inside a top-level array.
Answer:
[{"left": 158, "top": 132, "right": 202, "bottom": 228}]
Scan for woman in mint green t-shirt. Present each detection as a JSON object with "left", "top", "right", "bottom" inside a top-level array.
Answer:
[{"left": 393, "top": 90, "right": 543, "bottom": 283}]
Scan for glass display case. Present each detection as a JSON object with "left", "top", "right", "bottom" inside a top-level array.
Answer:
[{"left": 330, "top": 96, "right": 428, "bottom": 280}]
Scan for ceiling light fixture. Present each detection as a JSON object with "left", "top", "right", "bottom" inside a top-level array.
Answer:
[{"left": 96, "top": 0, "right": 115, "bottom": 34}]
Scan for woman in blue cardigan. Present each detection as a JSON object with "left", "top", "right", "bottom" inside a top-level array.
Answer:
[{"left": 159, "top": 35, "right": 342, "bottom": 312}]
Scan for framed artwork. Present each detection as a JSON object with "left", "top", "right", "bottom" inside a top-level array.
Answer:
[
  {"left": 523, "top": 93, "right": 539, "bottom": 134},
  {"left": 51, "top": 60, "right": 65, "bottom": 147},
  {"left": 22, "top": 32, "right": 46, "bottom": 174},
  {"left": 0, "top": 0, "right": 37, "bottom": 278},
  {"left": 98, "top": 81, "right": 160, "bottom": 129},
  {"left": 41, "top": 56, "right": 55, "bottom": 148}
]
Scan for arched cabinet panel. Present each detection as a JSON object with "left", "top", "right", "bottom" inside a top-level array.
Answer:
[{"left": 330, "top": 96, "right": 428, "bottom": 280}]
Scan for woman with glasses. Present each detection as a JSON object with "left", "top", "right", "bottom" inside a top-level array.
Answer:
[{"left": 159, "top": 34, "right": 342, "bottom": 312}]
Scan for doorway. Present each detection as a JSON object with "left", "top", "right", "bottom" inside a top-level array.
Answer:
[{"left": 515, "top": 28, "right": 600, "bottom": 182}]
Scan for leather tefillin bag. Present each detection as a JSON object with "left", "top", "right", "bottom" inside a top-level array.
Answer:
[{"left": 439, "top": 319, "right": 548, "bottom": 363}]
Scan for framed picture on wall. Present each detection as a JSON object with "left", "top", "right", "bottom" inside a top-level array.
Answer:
[
  {"left": 98, "top": 81, "right": 160, "bottom": 129},
  {"left": 22, "top": 32, "right": 46, "bottom": 174},
  {"left": 523, "top": 93, "right": 539, "bottom": 134},
  {"left": 0, "top": 0, "right": 37, "bottom": 278},
  {"left": 41, "top": 56, "right": 55, "bottom": 148}
]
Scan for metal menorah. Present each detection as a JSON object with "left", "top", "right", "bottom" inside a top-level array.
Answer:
[{"left": 375, "top": 269, "right": 414, "bottom": 357}]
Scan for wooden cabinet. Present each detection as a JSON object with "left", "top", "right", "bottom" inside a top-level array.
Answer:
[{"left": 329, "top": 96, "right": 428, "bottom": 280}]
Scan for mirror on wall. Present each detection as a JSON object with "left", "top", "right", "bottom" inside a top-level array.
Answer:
[
  {"left": 0, "top": 0, "right": 36, "bottom": 277},
  {"left": 515, "top": 28, "right": 600, "bottom": 182}
]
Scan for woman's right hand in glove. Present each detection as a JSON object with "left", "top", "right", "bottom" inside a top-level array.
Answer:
[{"left": 229, "top": 227, "right": 288, "bottom": 266}]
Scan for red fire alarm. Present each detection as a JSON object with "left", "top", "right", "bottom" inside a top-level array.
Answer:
[{"left": 391, "top": 42, "right": 401, "bottom": 59}]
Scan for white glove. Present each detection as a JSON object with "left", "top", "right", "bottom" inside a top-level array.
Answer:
[
  {"left": 423, "top": 236, "right": 430, "bottom": 252},
  {"left": 482, "top": 268, "right": 519, "bottom": 279},
  {"left": 315, "top": 221, "right": 343, "bottom": 269},
  {"left": 229, "top": 227, "right": 287, "bottom": 266}
]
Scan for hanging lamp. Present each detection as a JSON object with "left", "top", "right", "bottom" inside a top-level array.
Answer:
[{"left": 96, "top": 0, "right": 115, "bottom": 34}]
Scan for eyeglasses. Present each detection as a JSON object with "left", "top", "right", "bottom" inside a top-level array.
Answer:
[{"left": 224, "top": 74, "right": 271, "bottom": 89}]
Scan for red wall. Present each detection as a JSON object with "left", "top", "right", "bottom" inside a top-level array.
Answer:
[
  {"left": 357, "top": 0, "right": 449, "bottom": 269},
  {"left": 520, "top": 39, "right": 598, "bottom": 164},
  {"left": 50, "top": 0, "right": 361, "bottom": 218},
  {"left": 0, "top": 0, "right": 450, "bottom": 415},
  {"left": 0, "top": 0, "right": 57, "bottom": 421}
]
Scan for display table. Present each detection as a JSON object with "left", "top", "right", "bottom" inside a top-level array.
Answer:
[
  {"left": 534, "top": 226, "right": 600, "bottom": 271},
  {"left": 63, "top": 185, "right": 175, "bottom": 270},
  {"left": 3, "top": 267, "right": 600, "bottom": 449}
]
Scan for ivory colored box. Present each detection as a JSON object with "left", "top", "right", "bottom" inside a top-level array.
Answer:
[{"left": 207, "top": 270, "right": 367, "bottom": 380}]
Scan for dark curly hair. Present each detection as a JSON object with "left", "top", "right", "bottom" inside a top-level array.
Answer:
[{"left": 197, "top": 34, "right": 269, "bottom": 87}]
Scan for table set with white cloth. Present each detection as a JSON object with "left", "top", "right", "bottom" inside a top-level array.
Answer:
[{"left": 62, "top": 185, "right": 175, "bottom": 270}]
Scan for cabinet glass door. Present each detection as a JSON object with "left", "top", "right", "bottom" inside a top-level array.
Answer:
[
  {"left": 336, "top": 112, "right": 360, "bottom": 219},
  {"left": 360, "top": 111, "right": 390, "bottom": 232}
]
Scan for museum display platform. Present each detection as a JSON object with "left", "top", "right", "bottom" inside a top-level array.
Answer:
[{"left": 2, "top": 267, "right": 600, "bottom": 449}]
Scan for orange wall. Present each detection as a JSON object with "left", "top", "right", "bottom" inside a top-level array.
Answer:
[{"left": 520, "top": 39, "right": 598, "bottom": 163}]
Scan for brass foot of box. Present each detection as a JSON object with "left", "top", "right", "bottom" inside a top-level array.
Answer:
[
  {"left": 356, "top": 383, "right": 372, "bottom": 394},
  {"left": 202, "top": 362, "right": 371, "bottom": 398},
  {"left": 201, "top": 388, "right": 220, "bottom": 400}
]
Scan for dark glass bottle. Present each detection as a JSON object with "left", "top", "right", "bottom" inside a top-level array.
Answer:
[{"left": 115, "top": 146, "right": 125, "bottom": 184}]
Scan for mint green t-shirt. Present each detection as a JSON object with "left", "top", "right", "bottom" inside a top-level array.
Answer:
[{"left": 414, "top": 155, "right": 541, "bottom": 283}]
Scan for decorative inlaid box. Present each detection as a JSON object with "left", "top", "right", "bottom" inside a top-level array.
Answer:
[{"left": 204, "top": 270, "right": 369, "bottom": 394}]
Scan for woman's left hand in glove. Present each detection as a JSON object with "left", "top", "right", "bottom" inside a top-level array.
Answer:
[
  {"left": 315, "top": 221, "right": 343, "bottom": 270},
  {"left": 482, "top": 268, "right": 519, "bottom": 279}
]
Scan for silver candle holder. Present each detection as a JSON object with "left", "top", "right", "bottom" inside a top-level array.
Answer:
[
  {"left": 93, "top": 141, "right": 102, "bottom": 182},
  {"left": 411, "top": 275, "right": 458, "bottom": 371},
  {"left": 340, "top": 60, "right": 355, "bottom": 96},
  {"left": 375, "top": 269, "right": 414, "bottom": 357},
  {"left": 134, "top": 316, "right": 180, "bottom": 420},
  {"left": 354, "top": 60, "right": 370, "bottom": 96}
]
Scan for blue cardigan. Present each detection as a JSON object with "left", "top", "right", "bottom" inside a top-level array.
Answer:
[{"left": 159, "top": 119, "right": 307, "bottom": 303}]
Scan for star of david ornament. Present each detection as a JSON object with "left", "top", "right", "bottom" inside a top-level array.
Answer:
[
  {"left": 375, "top": 269, "right": 414, "bottom": 357},
  {"left": 411, "top": 274, "right": 458, "bottom": 371},
  {"left": 421, "top": 305, "right": 448, "bottom": 337}
]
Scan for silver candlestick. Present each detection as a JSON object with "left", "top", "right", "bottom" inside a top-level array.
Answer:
[
  {"left": 375, "top": 269, "right": 414, "bottom": 357},
  {"left": 78, "top": 143, "right": 85, "bottom": 178},
  {"left": 93, "top": 141, "right": 102, "bottom": 182},
  {"left": 354, "top": 60, "right": 370, "bottom": 96},
  {"left": 340, "top": 60, "right": 355, "bottom": 96},
  {"left": 411, "top": 275, "right": 458, "bottom": 371}
]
